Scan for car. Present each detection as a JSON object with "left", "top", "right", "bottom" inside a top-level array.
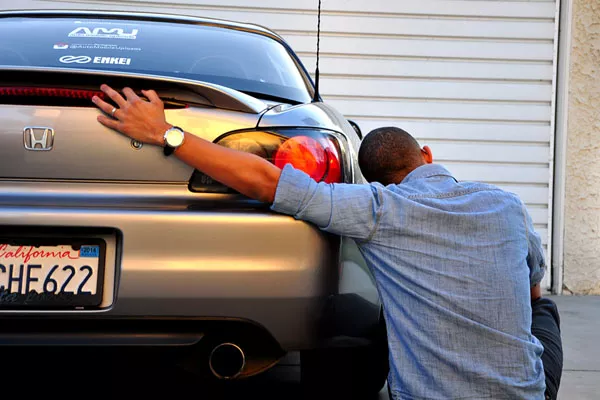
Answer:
[{"left": 0, "top": 9, "right": 388, "bottom": 397}]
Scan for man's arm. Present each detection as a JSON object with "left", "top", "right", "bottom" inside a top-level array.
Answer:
[
  {"left": 271, "top": 163, "right": 385, "bottom": 240},
  {"left": 522, "top": 201, "right": 547, "bottom": 301},
  {"left": 92, "top": 85, "right": 384, "bottom": 241},
  {"left": 174, "top": 129, "right": 282, "bottom": 203},
  {"left": 92, "top": 85, "right": 281, "bottom": 203}
]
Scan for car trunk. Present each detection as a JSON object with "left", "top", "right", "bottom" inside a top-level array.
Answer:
[
  {"left": 0, "top": 70, "right": 264, "bottom": 183},
  {"left": 0, "top": 105, "right": 194, "bottom": 182}
]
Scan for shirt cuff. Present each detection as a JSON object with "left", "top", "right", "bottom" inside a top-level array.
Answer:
[
  {"left": 270, "top": 164, "right": 313, "bottom": 216},
  {"left": 531, "top": 264, "right": 547, "bottom": 287}
]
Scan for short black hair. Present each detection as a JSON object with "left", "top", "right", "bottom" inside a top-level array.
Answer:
[{"left": 358, "top": 127, "right": 424, "bottom": 185}]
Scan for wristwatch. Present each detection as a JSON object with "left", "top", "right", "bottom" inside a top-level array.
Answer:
[{"left": 163, "top": 126, "right": 185, "bottom": 156}]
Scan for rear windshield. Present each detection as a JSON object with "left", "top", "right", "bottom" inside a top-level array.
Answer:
[{"left": 0, "top": 16, "right": 313, "bottom": 103}]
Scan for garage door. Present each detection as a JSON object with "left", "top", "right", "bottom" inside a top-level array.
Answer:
[{"left": 11, "top": 0, "right": 559, "bottom": 290}]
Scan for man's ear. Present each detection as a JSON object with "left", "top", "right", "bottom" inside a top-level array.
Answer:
[{"left": 421, "top": 146, "right": 433, "bottom": 164}]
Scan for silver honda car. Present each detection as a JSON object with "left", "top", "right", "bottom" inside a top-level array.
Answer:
[{"left": 0, "top": 9, "right": 387, "bottom": 397}]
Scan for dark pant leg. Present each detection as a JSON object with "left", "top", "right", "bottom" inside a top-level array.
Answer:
[{"left": 531, "top": 297, "right": 563, "bottom": 400}]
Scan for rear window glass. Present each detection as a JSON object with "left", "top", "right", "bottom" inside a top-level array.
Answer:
[{"left": 0, "top": 16, "right": 312, "bottom": 103}]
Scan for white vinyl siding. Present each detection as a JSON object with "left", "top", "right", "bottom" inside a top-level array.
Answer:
[{"left": 15, "top": 0, "right": 558, "bottom": 289}]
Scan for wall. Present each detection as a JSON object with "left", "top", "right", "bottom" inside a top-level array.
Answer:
[{"left": 563, "top": 0, "right": 600, "bottom": 294}]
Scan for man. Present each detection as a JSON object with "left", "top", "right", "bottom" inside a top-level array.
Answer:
[{"left": 91, "top": 85, "right": 562, "bottom": 399}]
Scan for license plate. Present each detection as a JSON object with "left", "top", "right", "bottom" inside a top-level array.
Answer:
[{"left": 0, "top": 238, "right": 105, "bottom": 309}]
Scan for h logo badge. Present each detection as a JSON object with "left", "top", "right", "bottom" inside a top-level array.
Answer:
[{"left": 23, "top": 127, "right": 54, "bottom": 151}]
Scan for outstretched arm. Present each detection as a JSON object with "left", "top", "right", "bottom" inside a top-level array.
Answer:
[
  {"left": 522, "top": 201, "right": 547, "bottom": 301},
  {"left": 92, "top": 84, "right": 385, "bottom": 241},
  {"left": 92, "top": 84, "right": 281, "bottom": 203}
]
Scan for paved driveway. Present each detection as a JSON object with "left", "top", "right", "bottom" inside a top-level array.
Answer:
[{"left": 553, "top": 295, "right": 600, "bottom": 400}]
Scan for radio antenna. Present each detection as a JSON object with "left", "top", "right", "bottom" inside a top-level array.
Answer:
[{"left": 312, "top": 0, "right": 322, "bottom": 103}]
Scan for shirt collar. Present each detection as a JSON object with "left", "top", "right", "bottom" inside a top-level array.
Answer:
[{"left": 401, "top": 163, "right": 457, "bottom": 184}]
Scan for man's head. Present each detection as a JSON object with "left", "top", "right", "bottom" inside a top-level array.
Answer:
[{"left": 358, "top": 127, "right": 433, "bottom": 185}]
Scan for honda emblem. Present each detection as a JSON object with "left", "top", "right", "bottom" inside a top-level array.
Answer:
[{"left": 23, "top": 127, "right": 55, "bottom": 151}]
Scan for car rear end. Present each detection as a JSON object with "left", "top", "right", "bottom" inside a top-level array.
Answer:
[{"left": 0, "top": 10, "right": 382, "bottom": 381}]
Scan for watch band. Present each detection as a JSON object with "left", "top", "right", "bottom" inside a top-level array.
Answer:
[{"left": 163, "top": 145, "right": 175, "bottom": 156}]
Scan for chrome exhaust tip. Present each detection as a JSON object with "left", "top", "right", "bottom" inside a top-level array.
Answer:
[{"left": 209, "top": 342, "right": 246, "bottom": 379}]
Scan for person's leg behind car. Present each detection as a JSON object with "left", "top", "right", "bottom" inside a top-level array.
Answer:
[{"left": 531, "top": 297, "right": 564, "bottom": 400}]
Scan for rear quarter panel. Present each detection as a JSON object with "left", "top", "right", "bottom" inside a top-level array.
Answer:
[{"left": 259, "top": 101, "right": 383, "bottom": 340}]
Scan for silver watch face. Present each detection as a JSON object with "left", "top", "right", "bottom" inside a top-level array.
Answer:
[{"left": 165, "top": 128, "right": 184, "bottom": 147}]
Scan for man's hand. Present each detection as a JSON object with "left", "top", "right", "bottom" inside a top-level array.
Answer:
[
  {"left": 92, "top": 84, "right": 171, "bottom": 147},
  {"left": 531, "top": 283, "right": 542, "bottom": 302}
]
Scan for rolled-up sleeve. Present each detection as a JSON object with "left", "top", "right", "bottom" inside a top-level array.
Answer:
[
  {"left": 522, "top": 203, "right": 547, "bottom": 287},
  {"left": 270, "top": 164, "right": 385, "bottom": 241}
]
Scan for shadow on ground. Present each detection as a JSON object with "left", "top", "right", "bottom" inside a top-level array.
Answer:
[{"left": 3, "top": 347, "right": 388, "bottom": 400}]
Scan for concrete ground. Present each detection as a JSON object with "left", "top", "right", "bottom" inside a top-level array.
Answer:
[{"left": 552, "top": 295, "right": 600, "bottom": 400}]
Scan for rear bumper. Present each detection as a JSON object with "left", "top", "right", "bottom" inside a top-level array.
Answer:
[{"left": 0, "top": 204, "right": 379, "bottom": 349}]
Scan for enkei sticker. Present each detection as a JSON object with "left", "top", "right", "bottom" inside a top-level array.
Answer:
[
  {"left": 92, "top": 56, "right": 132, "bottom": 65},
  {"left": 59, "top": 55, "right": 92, "bottom": 64},
  {"left": 68, "top": 27, "right": 138, "bottom": 40},
  {"left": 59, "top": 55, "right": 132, "bottom": 65}
]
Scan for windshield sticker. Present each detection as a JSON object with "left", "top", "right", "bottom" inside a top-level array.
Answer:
[
  {"left": 53, "top": 43, "right": 141, "bottom": 52},
  {"left": 59, "top": 55, "right": 132, "bottom": 65},
  {"left": 68, "top": 27, "right": 138, "bottom": 40},
  {"left": 74, "top": 20, "right": 139, "bottom": 27},
  {"left": 59, "top": 55, "right": 92, "bottom": 64}
]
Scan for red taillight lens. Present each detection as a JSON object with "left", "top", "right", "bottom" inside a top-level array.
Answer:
[
  {"left": 0, "top": 86, "right": 106, "bottom": 100},
  {"left": 324, "top": 144, "right": 342, "bottom": 184},
  {"left": 273, "top": 136, "right": 328, "bottom": 182}
]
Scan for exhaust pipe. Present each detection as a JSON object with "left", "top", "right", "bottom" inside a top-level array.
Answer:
[{"left": 209, "top": 343, "right": 246, "bottom": 379}]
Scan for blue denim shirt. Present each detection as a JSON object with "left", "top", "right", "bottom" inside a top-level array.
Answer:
[{"left": 271, "top": 163, "right": 546, "bottom": 400}]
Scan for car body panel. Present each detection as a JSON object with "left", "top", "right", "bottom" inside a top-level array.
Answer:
[
  {"left": 0, "top": 105, "right": 260, "bottom": 181},
  {"left": 0, "top": 202, "right": 338, "bottom": 349}
]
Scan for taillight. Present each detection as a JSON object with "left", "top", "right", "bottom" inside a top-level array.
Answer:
[
  {"left": 271, "top": 135, "right": 343, "bottom": 183},
  {"left": 0, "top": 86, "right": 107, "bottom": 100},
  {"left": 0, "top": 86, "right": 184, "bottom": 108},
  {"left": 188, "top": 128, "right": 350, "bottom": 193}
]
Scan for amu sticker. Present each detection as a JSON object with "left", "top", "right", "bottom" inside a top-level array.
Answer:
[{"left": 68, "top": 27, "right": 138, "bottom": 40}]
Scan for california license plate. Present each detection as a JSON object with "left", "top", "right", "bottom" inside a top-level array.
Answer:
[{"left": 0, "top": 239, "right": 105, "bottom": 309}]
